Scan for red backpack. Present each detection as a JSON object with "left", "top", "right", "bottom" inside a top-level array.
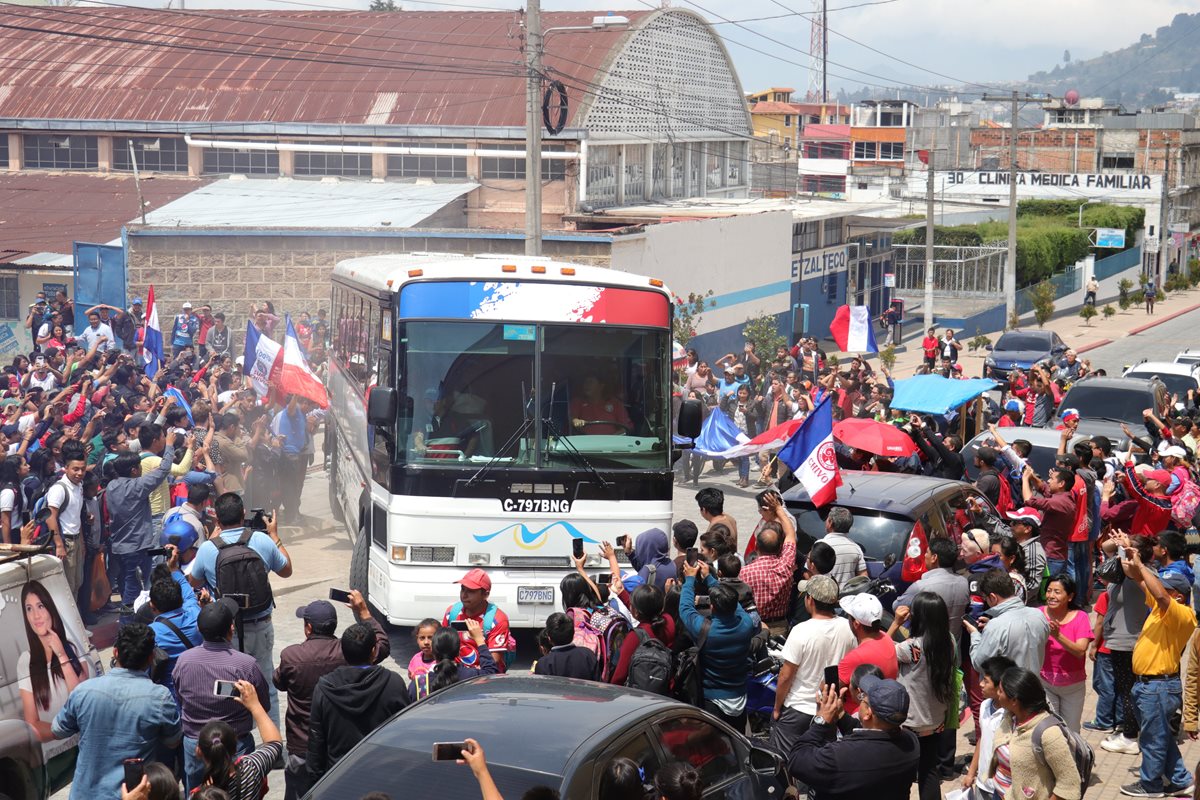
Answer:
[{"left": 994, "top": 471, "right": 1015, "bottom": 517}]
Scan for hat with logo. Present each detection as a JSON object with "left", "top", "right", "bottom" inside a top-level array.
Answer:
[
  {"left": 858, "top": 675, "right": 910, "bottom": 725},
  {"left": 182, "top": 301, "right": 193, "bottom": 309},
  {"left": 796, "top": 574, "right": 838, "bottom": 605},
  {"left": 1004, "top": 506, "right": 1044, "bottom": 527},
  {"left": 839, "top": 593, "right": 883, "bottom": 628},
  {"left": 455, "top": 568, "right": 492, "bottom": 592},
  {"left": 295, "top": 600, "right": 337, "bottom": 626}
]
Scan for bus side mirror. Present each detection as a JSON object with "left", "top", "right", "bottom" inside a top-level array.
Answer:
[
  {"left": 367, "top": 386, "right": 397, "bottom": 426},
  {"left": 678, "top": 399, "right": 703, "bottom": 439}
]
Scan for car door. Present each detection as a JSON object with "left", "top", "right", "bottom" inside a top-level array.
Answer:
[
  {"left": 653, "top": 715, "right": 754, "bottom": 799},
  {"left": 588, "top": 729, "right": 663, "bottom": 799}
]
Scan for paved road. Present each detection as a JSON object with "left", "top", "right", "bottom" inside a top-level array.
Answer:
[{"left": 1085, "top": 306, "right": 1200, "bottom": 375}]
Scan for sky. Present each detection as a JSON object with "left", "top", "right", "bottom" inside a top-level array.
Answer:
[{"left": 74, "top": 0, "right": 1195, "bottom": 96}]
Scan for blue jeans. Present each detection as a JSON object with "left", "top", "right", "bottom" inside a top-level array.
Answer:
[
  {"left": 183, "top": 733, "right": 254, "bottom": 792},
  {"left": 736, "top": 456, "right": 750, "bottom": 481},
  {"left": 1067, "top": 541, "right": 1092, "bottom": 604},
  {"left": 1046, "top": 558, "right": 1069, "bottom": 580},
  {"left": 1133, "top": 678, "right": 1193, "bottom": 791},
  {"left": 1091, "top": 652, "right": 1123, "bottom": 728},
  {"left": 111, "top": 549, "right": 152, "bottom": 623}
]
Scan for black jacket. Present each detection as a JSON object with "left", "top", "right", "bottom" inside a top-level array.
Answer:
[
  {"left": 533, "top": 644, "right": 599, "bottom": 681},
  {"left": 787, "top": 721, "right": 919, "bottom": 800},
  {"left": 308, "top": 665, "right": 409, "bottom": 778},
  {"left": 913, "top": 426, "right": 965, "bottom": 481}
]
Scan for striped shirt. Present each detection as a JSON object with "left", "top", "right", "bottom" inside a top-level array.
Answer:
[
  {"left": 173, "top": 641, "right": 270, "bottom": 738},
  {"left": 204, "top": 741, "right": 283, "bottom": 800},
  {"left": 822, "top": 532, "right": 866, "bottom": 590}
]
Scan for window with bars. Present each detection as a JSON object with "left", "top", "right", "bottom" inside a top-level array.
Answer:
[
  {"left": 587, "top": 144, "right": 619, "bottom": 207},
  {"left": 705, "top": 142, "right": 721, "bottom": 190},
  {"left": 624, "top": 144, "right": 646, "bottom": 200},
  {"left": 202, "top": 148, "right": 279, "bottom": 176},
  {"left": 294, "top": 143, "right": 372, "bottom": 177},
  {"left": 792, "top": 221, "right": 819, "bottom": 252},
  {"left": 802, "top": 175, "right": 846, "bottom": 193},
  {"left": 0, "top": 275, "right": 18, "bottom": 318},
  {"left": 1101, "top": 152, "right": 1135, "bottom": 170},
  {"left": 479, "top": 143, "right": 566, "bottom": 180},
  {"left": 727, "top": 141, "right": 745, "bottom": 186},
  {"left": 823, "top": 218, "right": 845, "bottom": 246},
  {"left": 114, "top": 137, "right": 189, "bottom": 173},
  {"left": 387, "top": 143, "right": 467, "bottom": 179},
  {"left": 24, "top": 134, "right": 99, "bottom": 170},
  {"left": 0, "top": 135, "right": 8, "bottom": 170}
]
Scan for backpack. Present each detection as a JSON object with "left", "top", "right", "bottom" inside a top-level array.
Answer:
[
  {"left": 1031, "top": 712, "right": 1094, "bottom": 798},
  {"left": 28, "top": 478, "right": 72, "bottom": 547},
  {"left": 994, "top": 469, "right": 1015, "bottom": 517},
  {"left": 625, "top": 628, "right": 674, "bottom": 696},
  {"left": 1170, "top": 478, "right": 1200, "bottom": 530},
  {"left": 445, "top": 601, "right": 517, "bottom": 667},
  {"left": 672, "top": 617, "right": 711, "bottom": 707},
  {"left": 214, "top": 530, "right": 274, "bottom": 616},
  {"left": 566, "top": 605, "right": 629, "bottom": 682}
]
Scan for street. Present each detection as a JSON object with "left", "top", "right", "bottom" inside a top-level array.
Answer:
[{"left": 1084, "top": 308, "right": 1200, "bottom": 375}]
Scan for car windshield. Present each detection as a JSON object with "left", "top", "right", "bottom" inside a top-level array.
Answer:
[
  {"left": 1060, "top": 384, "right": 1151, "bottom": 425},
  {"left": 1125, "top": 371, "right": 1195, "bottom": 398},
  {"left": 790, "top": 505, "right": 915, "bottom": 562},
  {"left": 995, "top": 334, "right": 1049, "bottom": 352},
  {"left": 398, "top": 320, "right": 669, "bottom": 469}
]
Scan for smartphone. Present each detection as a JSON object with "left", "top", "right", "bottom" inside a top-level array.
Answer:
[
  {"left": 572, "top": 537, "right": 584, "bottom": 559},
  {"left": 123, "top": 758, "right": 144, "bottom": 790},
  {"left": 597, "top": 573, "right": 612, "bottom": 586},
  {"left": 450, "top": 619, "right": 470, "bottom": 632},
  {"left": 615, "top": 535, "right": 628, "bottom": 548},
  {"left": 432, "top": 742, "right": 468, "bottom": 761},
  {"left": 213, "top": 680, "right": 240, "bottom": 698},
  {"left": 695, "top": 595, "right": 712, "bottom": 610},
  {"left": 822, "top": 665, "right": 839, "bottom": 689},
  {"left": 225, "top": 593, "right": 249, "bottom": 609},
  {"left": 328, "top": 588, "right": 352, "bottom": 604},
  {"left": 685, "top": 547, "right": 699, "bottom": 567},
  {"left": 146, "top": 547, "right": 170, "bottom": 558}
]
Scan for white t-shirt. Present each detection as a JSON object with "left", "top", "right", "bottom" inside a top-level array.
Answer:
[
  {"left": 0, "top": 486, "right": 16, "bottom": 514},
  {"left": 780, "top": 616, "right": 856, "bottom": 714},
  {"left": 45, "top": 478, "right": 84, "bottom": 537},
  {"left": 28, "top": 372, "right": 58, "bottom": 392},
  {"left": 976, "top": 697, "right": 1005, "bottom": 793}
]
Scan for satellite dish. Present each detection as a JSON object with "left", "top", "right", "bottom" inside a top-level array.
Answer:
[{"left": 1065, "top": 90, "right": 1080, "bottom": 106}]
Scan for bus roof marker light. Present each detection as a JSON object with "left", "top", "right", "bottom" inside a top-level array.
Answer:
[
  {"left": 649, "top": 278, "right": 664, "bottom": 287},
  {"left": 531, "top": 265, "right": 546, "bottom": 274},
  {"left": 407, "top": 269, "right": 423, "bottom": 277},
  {"left": 560, "top": 267, "right": 576, "bottom": 276},
  {"left": 501, "top": 264, "right": 517, "bottom": 273}
]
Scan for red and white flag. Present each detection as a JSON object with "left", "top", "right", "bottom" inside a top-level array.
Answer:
[{"left": 280, "top": 316, "right": 329, "bottom": 408}]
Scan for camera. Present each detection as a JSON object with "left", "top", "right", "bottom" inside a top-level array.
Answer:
[{"left": 245, "top": 508, "right": 270, "bottom": 531}]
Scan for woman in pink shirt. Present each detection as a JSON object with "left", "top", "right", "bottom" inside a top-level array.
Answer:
[{"left": 1039, "top": 574, "right": 1093, "bottom": 732}]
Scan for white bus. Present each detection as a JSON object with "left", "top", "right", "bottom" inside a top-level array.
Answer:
[{"left": 327, "top": 254, "right": 699, "bottom": 626}]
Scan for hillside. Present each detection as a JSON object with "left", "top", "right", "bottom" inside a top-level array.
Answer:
[{"left": 1028, "top": 12, "right": 1200, "bottom": 107}]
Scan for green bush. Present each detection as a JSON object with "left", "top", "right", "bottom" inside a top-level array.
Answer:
[
  {"left": 1079, "top": 304, "right": 1098, "bottom": 326},
  {"left": 742, "top": 312, "right": 786, "bottom": 357},
  {"left": 1030, "top": 281, "right": 1056, "bottom": 327},
  {"left": 1102, "top": 304, "right": 1116, "bottom": 320}
]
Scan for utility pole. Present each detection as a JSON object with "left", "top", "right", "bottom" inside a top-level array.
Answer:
[
  {"left": 524, "top": 0, "right": 543, "bottom": 256},
  {"left": 924, "top": 141, "right": 935, "bottom": 333},
  {"left": 128, "top": 140, "right": 147, "bottom": 225},
  {"left": 1158, "top": 140, "right": 1171, "bottom": 281},
  {"left": 821, "top": 0, "right": 828, "bottom": 103}
]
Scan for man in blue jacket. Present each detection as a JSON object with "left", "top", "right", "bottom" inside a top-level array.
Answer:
[
  {"left": 680, "top": 558, "right": 756, "bottom": 732},
  {"left": 146, "top": 543, "right": 202, "bottom": 702}
]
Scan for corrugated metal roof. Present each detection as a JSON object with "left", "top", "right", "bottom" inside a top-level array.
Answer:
[
  {"left": 140, "top": 177, "right": 479, "bottom": 229},
  {"left": 0, "top": 172, "right": 206, "bottom": 261},
  {"left": 0, "top": 8, "right": 652, "bottom": 128}
]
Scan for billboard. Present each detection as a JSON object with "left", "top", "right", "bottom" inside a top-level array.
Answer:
[
  {"left": 914, "top": 170, "right": 1162, "bottom": 202},
  {"left": 1094, "top": 228, "right": 1126, "bottom": 248}
]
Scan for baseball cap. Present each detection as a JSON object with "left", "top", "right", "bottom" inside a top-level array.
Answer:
[
  {"left": 1005, "top": 506, "right": 1044, "bottom": 527},
  {"left": 455, "top": 568, "right": 492, "bottom": 592},
  {"left": 296, "top": 600, "right": 337, "bottom": 626},
  {"left": 197, "top": 597, "right": 238, "bottom": 640},
  {"left": 858, "top": 675, "right": 910, "bottom": 725},
  {"left": 182, "top": 301, "right": 194, "bottom": 309},
  {"left": 1144, "top": 469, "right": 1173, "bottom": 486},
  {"left": 131, "top": 297, "right": 143, "bottom": 306},
  {"left": 1060, "top": 408, "right": 1080, "bottom": 423},
  {"left": 796, "top": 574, "right": 838, "bottom": 605},
  {"left": 1159, "top": 443, "right": 1188, "bottom": 459},
  {"left": 839, "top": 593, "right": 883, "bottom": 627},
  {"left": 1161, "top": 571, "right": 1192, "bottom": 600}
]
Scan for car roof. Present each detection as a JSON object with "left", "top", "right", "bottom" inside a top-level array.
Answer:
[
  {"left": 1064, "top": 375, "right": 1159, "bottom": 392},
  {"left": 964, "top": 426, "right": 1087, "bottom": 449},
  {"left": 358, "top": 675, "right": 682, "bottom": 774},
  {"left": 1124, "top": 362, "right": 1200, "bottom": 378},
  {"left": 996, "top": 329, "right": 1053, "bottom": 340},
  {"left": 782, "top": 471, "right": 969, "bottom": 516}
]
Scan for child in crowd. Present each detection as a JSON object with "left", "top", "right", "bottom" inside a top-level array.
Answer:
[{"left": 407, "top": 618, "right": 440, "bottom": 681}]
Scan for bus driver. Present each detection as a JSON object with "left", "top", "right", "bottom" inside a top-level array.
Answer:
[{"left": 569, "top": 375, "right": 633, "bottom": 435}]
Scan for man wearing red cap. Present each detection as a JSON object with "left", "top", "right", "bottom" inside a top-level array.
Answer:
[
  {"left": 443, "top": 568, "right": 514, "bottom": 673},
  {"left": 1116, "top": 463, "right": 1173, "bottom": 538}
]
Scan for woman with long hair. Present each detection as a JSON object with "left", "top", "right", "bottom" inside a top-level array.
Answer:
[
  {"left": 0, "top": 454, "right": 29, "bottom": 543},
  {"left": 1038, "top": 574, "right": 1092, "bottom": 732},
  {"left": 990, "top": 535, "right": 1029, "bottom": 605},
  {"left": 893, "top": 591, "right": 956, "bottom": 800},
  {"left": 409, "top": 620, "right": 498, "bottom": 702},
  {"left": 18, "top": 579, "right": 89, "bottom": 741},
  {"left": 560, "top": 573, "right": 601, "bottom": 615},
  {"left": 719, "top": 384, "right": 761, "bottom": 488},
  {"left": 610, "top": 583, "right": 676, "bottom": 685},
  {"left": 195, "top": 679, "right": 282, "bottom": 800},
  {"left": 990, "top": 667, "right": 1081, "bottom": 800}
]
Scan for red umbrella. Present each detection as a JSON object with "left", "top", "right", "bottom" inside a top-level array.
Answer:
[{"left": 833, "top": 418, "right": 918, "bottom": 457}]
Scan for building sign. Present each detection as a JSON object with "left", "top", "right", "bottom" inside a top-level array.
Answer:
[
  {"left": 792, "top": 246, "right": 849, "bottom": 280},
  {"left": 924, "top": 171, "right": 1162, "bottom": 202},
  {"left": 1094, "top": 228, "right": 1126, "bottom": 248}
]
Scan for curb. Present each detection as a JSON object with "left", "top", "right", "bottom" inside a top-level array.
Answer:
[
  {"left": 1127, "top": 302, "right": 1200, "bottom": 336},
  {"left": 1076, "top": 339, "right": 1112, "bottom": 355}
]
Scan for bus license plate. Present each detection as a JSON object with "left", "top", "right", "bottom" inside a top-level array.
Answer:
[
  {"left": 518, "top": 586, "right": 555, "bottom": 604},
  {"left": 502, "top": 498, "right": 572, "bottom": 513}
]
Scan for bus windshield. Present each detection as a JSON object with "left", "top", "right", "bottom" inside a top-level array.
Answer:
[{"left": 400, "top": 320, "right": 668, "bottom": 470}]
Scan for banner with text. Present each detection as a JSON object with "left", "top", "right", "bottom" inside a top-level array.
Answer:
[{"left": 911, "top": 170, "right": 1162, "bottom": 202}]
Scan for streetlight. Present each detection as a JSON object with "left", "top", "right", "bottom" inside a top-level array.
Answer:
[
  {"left": 524, "top": 10, "right": 630, "bottom": 256},
  {"left": 1077, "top": 199, "right": 1100, "bottom": 228}
]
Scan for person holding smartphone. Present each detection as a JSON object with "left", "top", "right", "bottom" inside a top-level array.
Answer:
[
  {"left": 442, "top": 569, "right": 513, "bottom": 672},
  {"left": 194, "top": 678, "right": 283, "bottom": 799}
]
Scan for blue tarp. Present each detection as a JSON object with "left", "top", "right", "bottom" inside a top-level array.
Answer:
[{"left": 889, "top": 375, "right": 998, "bottom": 415}]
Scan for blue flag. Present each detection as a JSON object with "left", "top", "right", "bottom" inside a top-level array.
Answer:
[
  {"left": 164, "top": 386, "right": 193, "bottom": 425},
  {"left": 693, "top": 407, "right": 744, "bottom": 456}
]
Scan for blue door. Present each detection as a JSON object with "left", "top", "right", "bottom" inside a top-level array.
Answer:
[{"left": 72, "top": 242, "right": 125, "bottom": 330}]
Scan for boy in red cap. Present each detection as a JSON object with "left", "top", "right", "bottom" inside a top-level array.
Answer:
[
  {"left": 443, "top": 568, "right": 514, "bottom": 672},
  {"left": 1117, "top": 464, "right": 1173, "bottom": 538}
]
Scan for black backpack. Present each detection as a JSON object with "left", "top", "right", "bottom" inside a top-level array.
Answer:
[
  {"left": 625, "top": 628, "right": 674, "bottom": 696},
  {"left": 671, "top": 618, "right": 711, "bottom": 707},
  {"left": 214, "top": 530, "right": 274, "bottom": 616}
]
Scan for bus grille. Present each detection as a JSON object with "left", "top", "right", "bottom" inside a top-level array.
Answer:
[
  {"left": 501, "top": 555, "right": 571, "bottom": 567},
  {"left": 410, "top": 546, "right": 456, "bottom": 563}
]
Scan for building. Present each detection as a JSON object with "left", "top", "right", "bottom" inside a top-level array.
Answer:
[
  {"left": 746, "top": 87, "right": 849, "bottom": 163},
  {"left": 904, "top": 99, "right": 980, "bottom": 172},
  {"left": 0, "top": 7, "right": 754, "bottom": 231}
]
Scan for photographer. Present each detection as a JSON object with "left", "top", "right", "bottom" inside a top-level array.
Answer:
[{"left": 189, "top": 493, "right": 292, "bottom": 727}]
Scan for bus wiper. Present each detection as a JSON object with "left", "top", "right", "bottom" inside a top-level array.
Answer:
[
  {"left": 542, "top": 416, "right": 612, "bottom": 490},
  {"left": 464, "top": 415, "right": 535, "bottom": 488}
]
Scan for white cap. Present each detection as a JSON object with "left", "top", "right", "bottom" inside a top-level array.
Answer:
[
  {"left": 182, "top": 301, "right": 193, "bottom": 309},
  {"left": 1160, "top": 443, "right": 1188, "bottom": 459},
  {"left": 838, "top": 593, "right": 883, "bottom": 627}
]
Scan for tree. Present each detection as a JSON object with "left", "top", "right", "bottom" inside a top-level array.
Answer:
[
  {"left": 742, "top": 312, "right": 786, "bottom": 360},
  {"left": 672, "top": 290, "right": 714, "bottom": 347},
  {"left": 1117, "top": 277, "right": 1134, "bottom": 311},
  {"left": 968, "top": 328, "right": 992, "bottom": 351},
  {"left": 878, "top": 342, "right": 896, "bottom": 371},
  {"left": 369, "top": 0, "right": 400, "bottom": 9},
  {"left": 1102, "top": 304, "right": 1116, "bottom": 321},
  {"left": 1079, "top": 303, "right": 1097, "bottom": 326},
  {"left": 1008, "top": 309, "right": 1022, "bottom": 330},
  {"left": 1030, "top": 281, "right": 1056, "bottom": 328}
]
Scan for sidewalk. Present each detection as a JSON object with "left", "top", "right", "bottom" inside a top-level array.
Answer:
[{"left": 881, "top": 288, "right": 1200, "bottom": 377}]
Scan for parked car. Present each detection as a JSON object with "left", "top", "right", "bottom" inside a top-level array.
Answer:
[
  {"left": 962, "top": 426, "right": 1090, "bottom": 481},
  {"left": 308, "top": 674, "right": 787, "bottom": 800},
  {"left": 982, "top": 329, "right": 1067, "bottom": 380},
  {"left": 1056, "top": 375, "right": 1168, "bottom": 448},
  {"left": 0, "top": 552, "right": 104, "bottom": 800},
  {"left": 1122, "top": 361, "right": 1200, "bottom": 401},
  {"left": 1174, "top": 350, "right": 1200, "bottom": 368},
  {"left": 781, "top": 472, "right": 997, "bottom": 570}
]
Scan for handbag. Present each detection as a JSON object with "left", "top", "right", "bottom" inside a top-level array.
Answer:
[{"left": 1095, "top": 557, "right": 1124, "bottom": 585}]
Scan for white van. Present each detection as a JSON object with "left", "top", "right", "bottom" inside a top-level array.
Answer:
[{"left": 0, "top": 553, "right": 103, "bottom": 800}]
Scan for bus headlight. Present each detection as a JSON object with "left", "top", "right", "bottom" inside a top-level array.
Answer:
[
  {"left": 469, "top": 553, "right": 491, "bottom": 566},
  {"left": 584, "top": 554, "right": 602, "bottom": 567},
  {"left": 391, "top": 545, "right": 407, "bottom": 562}
]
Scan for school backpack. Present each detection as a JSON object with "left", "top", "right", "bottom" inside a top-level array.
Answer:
[
  {"left": 625, "top": 628, "right": 673, "bottom": 696},
  {"left": 1031, "top": 712, "right": 1094, "bottom": 798},
  {"left": 1170, "top": 477, "right": 1200, "bottom": 530},
  {"left": 672, "top": 617, "right": 711, "bottom": 708},
  {"left": 28, "top": 477, "right": 72, "bottom": 547},
  {"left": 566, "top": 605, "right": 629, "bottom": 682},
  {"left": 445, "top": 601, "right": 517, "bottom": 667},
  {"left": 214, "top": 530, "right": 274, "bottom": 616}
]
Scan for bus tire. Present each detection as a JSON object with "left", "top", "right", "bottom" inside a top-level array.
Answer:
[
  {"left": 327, "top": 438, "right": 344, "bottom": 525},
  {"left": 349, "top": 520, "right": 369, "bottom": 604}
]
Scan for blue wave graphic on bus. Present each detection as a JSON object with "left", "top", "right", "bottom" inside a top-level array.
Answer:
[{"left": 473, "top": 521, "right": 600, "bottom": 550}]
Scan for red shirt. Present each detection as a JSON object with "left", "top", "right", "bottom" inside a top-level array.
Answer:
[
  {"left": 921, "top": 336, "right": 938, "bottom": 359},
  {"left": 196, "top": 315, "right": 214, "bottom": 345},
  {"left": 568, "top": 396, "right": 632, "bottom": 434},
  {"left": 1121, "top": 463, "right": 1173, "bottom": 538},
  {"left": 1094, "top": 591, "right": 1111, "bottom": 654},
  {"left": 838, "top": 634, "right": 899, "bottom": 713},
  {"left": 443, "top": 603, "right": 512, "bottom": 673},
  {"left": 741, "top": 538, "right": 798, "bottom": 621}
]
